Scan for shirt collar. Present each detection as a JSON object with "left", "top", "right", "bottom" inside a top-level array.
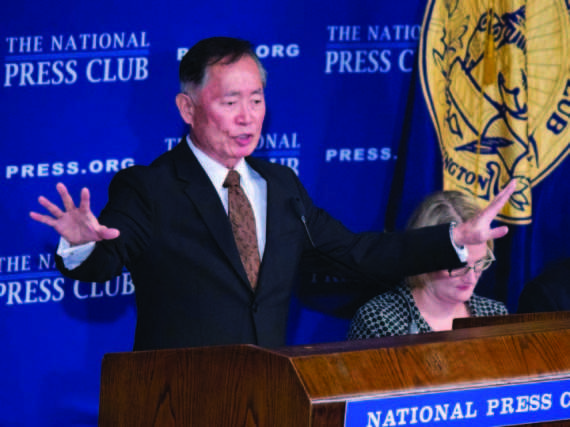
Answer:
[{"left": 186, "top": 135, "right": 250, "bottom": 188}]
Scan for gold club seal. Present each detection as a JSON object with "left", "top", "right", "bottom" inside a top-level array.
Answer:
[{"left": 420, "top": 0, "right": 570, "bottom": 224}]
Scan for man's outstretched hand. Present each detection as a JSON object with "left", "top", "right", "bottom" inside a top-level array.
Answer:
[
  {"left": 453, "top": 180, "right": 517, "bottom": 247},
  {"left": 29, "top": 182, "right": 120, "bottom": 246}
]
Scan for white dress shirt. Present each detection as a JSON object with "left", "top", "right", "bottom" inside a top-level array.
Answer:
[{"left": 187, "top": 137, "right": 267, "bottom": 257}]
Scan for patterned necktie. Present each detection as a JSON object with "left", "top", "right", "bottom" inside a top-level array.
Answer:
[{"left": 223, "top": 169, "right": 260, "bottom": 289}]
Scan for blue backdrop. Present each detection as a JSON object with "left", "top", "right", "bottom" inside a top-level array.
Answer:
[{"left": 2, "top": 1, "right": 569, "bottom": 425}]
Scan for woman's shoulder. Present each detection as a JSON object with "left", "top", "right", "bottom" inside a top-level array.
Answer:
[
  {"left": 469, "top": 293, "right": 509, "bottom": 316},
  {"left": 355, "top": 286, "right": 408, "bottom": 315},
  {"left": 348, "top": 285, "right": 413, "bottom": 339}
]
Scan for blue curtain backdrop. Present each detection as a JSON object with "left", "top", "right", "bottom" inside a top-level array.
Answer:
[{"left": 2, "top": 1, "right": 569, "bottom": 425}]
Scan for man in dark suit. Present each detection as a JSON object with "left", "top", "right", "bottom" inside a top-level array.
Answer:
[
  {"left": 517, "top": 258, "right": 570, "bottom": 313},
  {"left": 30, "top": 37, "right": 516, "bottom": 351}
]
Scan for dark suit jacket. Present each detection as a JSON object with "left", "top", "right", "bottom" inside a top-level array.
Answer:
[
  {"left": 57, "top": 141, "right": 463, "bottom": 350},
  {"left": 517, "top": 258, "right": 570, "bottom": 313}
]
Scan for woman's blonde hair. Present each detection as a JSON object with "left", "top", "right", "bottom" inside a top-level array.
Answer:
[{"left": 406, "top": 190, "right": 493, "bottom": 288}]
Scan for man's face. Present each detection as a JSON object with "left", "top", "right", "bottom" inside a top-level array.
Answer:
[{"left": 183, "top": 55, "right": 265, "bottom": 169}]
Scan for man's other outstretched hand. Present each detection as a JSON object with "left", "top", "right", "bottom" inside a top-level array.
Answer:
[{"left": 29, "top": 182, "right": 120, "bottom": 246}]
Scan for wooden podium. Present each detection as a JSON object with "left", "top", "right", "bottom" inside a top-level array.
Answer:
[{"left": 99, "top": 314, "right": 570, "bottom": 426}]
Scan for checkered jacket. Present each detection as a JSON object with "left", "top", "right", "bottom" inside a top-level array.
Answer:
[{"left": 347, "top": 283, "right": 508, "bottom": 339}]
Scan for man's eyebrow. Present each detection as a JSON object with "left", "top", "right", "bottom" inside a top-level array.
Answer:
[
  {"left": 222, "top": 88, "right": 264, "bottom": 97},
  {"left": 222, "top": 90, "right": 240, "bottom": 97}
]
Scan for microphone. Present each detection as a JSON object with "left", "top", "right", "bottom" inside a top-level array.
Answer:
[
  {"left": 292, "top": 196, "right": 374, "bottom": 286},
  {"left": 290, "top": 196, "right": 384, "bottom": 282},
  {"left": 397, "top": 287, "right": 419, "bottom": 334},
  {"left": 408, "top": 316, "right": 419, "bottom": 335},
  {"left": 290, "top": 197, "right": 398, "bottom": 303},
  {"left": 292, "top": 197, "right": 316, "bottom": 248}
]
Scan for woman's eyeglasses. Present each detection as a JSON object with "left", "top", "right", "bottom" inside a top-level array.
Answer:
[{"left": 448, "top": 249, "right": 495, "bottom": 277}]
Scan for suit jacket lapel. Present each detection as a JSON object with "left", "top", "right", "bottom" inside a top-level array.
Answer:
[
  {"left": 247, "top": 157, "right": 292, "bottom": 290},
  {"left": 172, "top": 142, "right": 250, "bottom": 287}
]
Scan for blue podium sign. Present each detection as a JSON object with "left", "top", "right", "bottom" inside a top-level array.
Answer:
[{"left": 345, "top": 377, "right": 570, "bottom": 426}]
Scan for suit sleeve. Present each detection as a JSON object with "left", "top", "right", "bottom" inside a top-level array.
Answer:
[
  {"left": 56, "top": 166, "right": 153, "bottom": 282},
  {"left": 290, "top": 169, "right": 464, "bottom": 284}
]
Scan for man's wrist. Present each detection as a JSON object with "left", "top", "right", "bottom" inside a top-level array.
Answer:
[
  {"left": 449, "top": 221, "right": 468, "bottom": 262},
  {"left": 57, "top": 237, "right": 95, "bottom": 270}
]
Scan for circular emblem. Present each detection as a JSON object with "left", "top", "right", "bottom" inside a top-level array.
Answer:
[{"left": 420, "top": 0, "right": 570, "bottom": 224}]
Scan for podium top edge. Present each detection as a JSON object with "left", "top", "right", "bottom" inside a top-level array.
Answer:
[{"left": 102, "top": 314, "right": 570, "bottom": 359}]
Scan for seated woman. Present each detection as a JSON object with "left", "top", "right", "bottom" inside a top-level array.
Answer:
[{"left": 348, "top": 191, "right": 508, "bottom": 339}]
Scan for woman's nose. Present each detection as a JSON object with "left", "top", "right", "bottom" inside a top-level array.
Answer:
[{"left": 462, "top": 268, "right": 479, "bottom": 283}]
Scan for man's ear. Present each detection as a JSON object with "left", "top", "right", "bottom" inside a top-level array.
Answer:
[{"left": 175, "top": 92, "right": 194, "bottom": 125}]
